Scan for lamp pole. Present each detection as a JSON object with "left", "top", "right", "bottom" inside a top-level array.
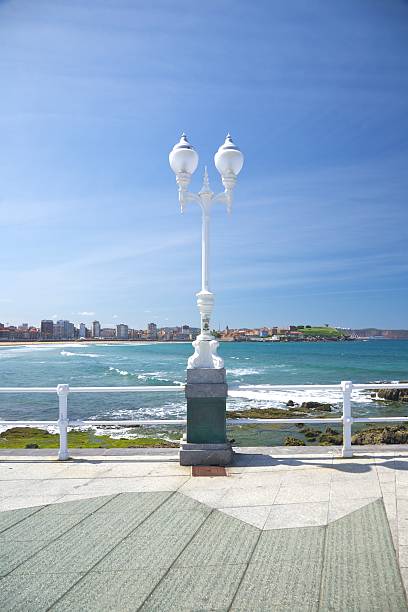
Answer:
[{"left": 169, "top": 134, "right": 244, "bottom": 369}]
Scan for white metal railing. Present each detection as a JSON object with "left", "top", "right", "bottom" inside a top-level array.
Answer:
[
  {"left": 0, "top": 384, "right": 186, "bottom": 460},
  {"left": 0, "top": 381, "right": 407, "bottom": 459}
]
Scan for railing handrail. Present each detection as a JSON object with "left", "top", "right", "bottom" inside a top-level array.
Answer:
[
  {"left": 0, "top": 381, "right": 407, "bottom": 460},
  {"left": 1, "top": 382, "right": 407, "bottom": 393},
  {"left": 0, "top": 385, "right": 185, "bottom": 394}
]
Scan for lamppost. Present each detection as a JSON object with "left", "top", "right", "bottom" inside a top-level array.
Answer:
[
  {"left": 169, "top": 133, "right": 244, "bottom": 369},
  {"left": 169, "top": 133, "right": 244, "bottom": 465}
]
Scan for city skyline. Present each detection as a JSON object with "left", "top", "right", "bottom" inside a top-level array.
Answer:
[{"left": 1, "top": 1, "right": 407, "bottom": 328}]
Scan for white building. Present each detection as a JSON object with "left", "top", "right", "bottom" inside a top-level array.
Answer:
[
  {"left": 54, "top": 320, "right": 75, "bottom": 340},
  {"left": 92, "top": 321, "right": 101, "bottom": 338},
  {"left": 116, "top": 324, "right": 129, "bottom": 340},
  {"left": 100, "top": 328, "right": 115, "bottom": 339},
  {"left": 147, "top": 322, "right": 157, "bottom": 340}
]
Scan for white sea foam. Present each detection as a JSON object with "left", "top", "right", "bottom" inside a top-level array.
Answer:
[
  {"left": 108, "top": 367, "right": 129, "bottom": 376},
  {"left": 0, "top": 345, "right": 59, "bottom": 357},
  {"left": 227, "top": 368, "right": 262, "bottom": 376},
  {"left": 61, "top": 350, "right": 101, "bottom": 358},
  {"left": 228, "top": 386, "right": 371, "bottom": 408}
]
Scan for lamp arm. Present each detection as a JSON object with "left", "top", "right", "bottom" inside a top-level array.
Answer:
[
  {"left": 212, "top": 189, "right": 233, "bottom": 213},
  {"left": 178, "top": 188, "right": 201, "bottom": 212}
]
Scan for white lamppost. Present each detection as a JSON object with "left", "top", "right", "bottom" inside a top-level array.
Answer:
[{"left": 169, "top": 133, "right": 244, "bottom": 369}]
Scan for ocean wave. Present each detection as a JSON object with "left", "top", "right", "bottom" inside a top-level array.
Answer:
[
  {"left": 108, "top": 367, "right": 130, "bottom": 376},
  {"left": 0, "top": 345, "right": 60, "bottom": 358},
  {"left": 106, "top": 367, "right": 181, "bottom": 384},
  {"left": 227, "top": 368, "right": 262, "bottom": 376},
  {"left": 228, "top": 386, "right": 371, "bottom": 406},
  {"left": 61, "top": 350, "right": 101, "bottom": 358}
]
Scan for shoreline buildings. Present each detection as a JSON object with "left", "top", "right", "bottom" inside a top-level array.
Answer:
[{"left": 0, "top": 319, "right": 407, "bottom": 343}]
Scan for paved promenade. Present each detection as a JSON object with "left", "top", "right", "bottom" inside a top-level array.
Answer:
[{"left": 1, "top": 446, "right": 408, "bottom": 611}]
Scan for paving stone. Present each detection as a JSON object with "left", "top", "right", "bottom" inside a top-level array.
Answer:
[
  {"left": 330, "top": 480, "right": 381, "bottom": 500},
  {"left": 381, "top": 481, "right": 397, "bottom": 495},
  {"left": 264, "top": 502, "right": 328, "bottom": 529},
  {"left": 174, "top": 511, "right": 259, "bottom": 567},
  {"left": 233, "top": 471, "right": 283, "bottom": 488},
  {"left": 279, "top": 468, "right": 332, "bottom": 485},
  {"left": 320, "top": 499, "right": 407, "bottom": 611},
  {"left": 39, "top": 495, "right": 116, "bottom": 516},
  {"left": 216, "top": 485, "right": 280, "bottom": 508},
  {"left": 0, "top": 539, "right": 48, "bottom": 576},
  {"left": 96, "top": 532, "right": 195, "bottom": 571},
  {"left": 0, "top": 511, "right": 83, "bottom": 542},
  {"left": 69, "top": 511, "right": 155, "bottom": 540},
  {"left": 400, "top": 567, "right": 408, "bottom": 599},
  {"left": 159, "top": 491, "right": 209, "bottom": 512},
  {"left": 94, "top": 490, "right": 172, "bottom": 514},
  {"left": 328, "top": 497, "right": 379, "bottom": 522},
  {"left": 14, "top": 529, "right": 120, "bottom": 574},
  {"left": 138, "top": 506, "right": 210, "bottom": 536},
  {"left": 0, "top": 464, "right": 66, "bottom": 481},
  {"left": 0, "top": 495, "right": 63, "bottom": 511},
  {"left": 399, "top": 546, "right": 408, "bottom": 568},
  {"left": 232, "top": 556, "right": 322, "bottom": 611},
  {"left": 275, "top": 483, "right": 330, "bottom": 505},
  {"left": 50, "top": 569, "right": 166, "bottom": 611},
  {"left": 220, "top": 505, "right": 272, "bottom": 529},
  {"left": 252, "top": 527, "right": 325, "bottom": 565},
  {"left": 0, "top": 571, "right": 84, "bottom": 612},
  {"left": 0, "top": 505, "right": 43, "bottom": 533},
  {"left": 180, "top": 487, "right": 229, "bottom": 508},
  {"left": 74, "top": 476, "right": 188, "bottom": 495},
  {"left": 140, "top": 564, "right": 247, "bottom": 611},
  {"left": 3, "top": 478, "right": 93, "bottom": 498},
  {"left": 179, "top": 476, "right": 235, "bottom": 491}
]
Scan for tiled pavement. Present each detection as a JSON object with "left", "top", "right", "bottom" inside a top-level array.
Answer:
[{"left": 1, "top": 446, "right": 408, "bottom": 610}]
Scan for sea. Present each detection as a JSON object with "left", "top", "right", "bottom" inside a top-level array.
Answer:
[{"left": 0, "top": 340, "right": 407, "bottom": 445}]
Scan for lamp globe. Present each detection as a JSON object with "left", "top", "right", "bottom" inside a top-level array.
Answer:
[
  {"left": 169, "top": 133, "right": 199, "bottom": 176},
  {"left": 214, "top": 134, "right": 244, "bottom": 177}
]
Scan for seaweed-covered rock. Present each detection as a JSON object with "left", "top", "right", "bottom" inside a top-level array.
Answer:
[
  {"left": 304, "top": 431, "right": 318, "bottom": 440},
  {"left": 324, "top": 426, "right": 340, "bottom": 436},
  {"left": 284, "top": 436, "right": 306, "bottom": 446},
  {"left": 228, "top": 407, "right": 304, "bottom": 419},
  {"left": 376, "top": 388, "right": 408, "bottom": 402},
  {"left": 352, "top": 425, "right": 408, "bottom": 445},
  {"left": 299, "top": 401, "right": 332, "bottom": 412},
  {"left": 319, "top": 432, "right": 342, "bottom": 445}
]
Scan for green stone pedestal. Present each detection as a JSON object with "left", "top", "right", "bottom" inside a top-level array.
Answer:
[{"left": 179, "top": 368, "right": 234, "bottom": 466}]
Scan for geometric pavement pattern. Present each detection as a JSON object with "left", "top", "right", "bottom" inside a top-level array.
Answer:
[{"left": 0, "top": 492, "right": 406, "bottom": 611}]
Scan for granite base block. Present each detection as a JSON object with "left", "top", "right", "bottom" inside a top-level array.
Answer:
[{"left": 179, "top": 442, "right": 234, "bottom": 467}]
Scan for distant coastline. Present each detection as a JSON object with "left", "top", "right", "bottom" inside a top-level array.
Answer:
[
  {"left": 0, "top": 340, "right": 191, "bottom": 347},
  {"left": 1, "top": 336, "right": 407, "bottom": 348}
]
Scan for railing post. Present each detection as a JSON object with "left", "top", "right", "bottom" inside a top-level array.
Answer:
[
  {"left": 341, "top": 380, "right": 353, "bottom": 458},
  {"left": 57, "top": 384, "right": 70, "bottom": 461}
]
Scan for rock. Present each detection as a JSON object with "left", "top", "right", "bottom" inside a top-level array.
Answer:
[
  {"left": 284, "top": 436, "right": 305, "bottom": 446},
  {"left": 299, "top": 401, "right": 332, "bottom": 412},
  {"left": 352, "top": 425, "right": 408, "bottom": 445},
  {"left": 304, "top": 431, "right": 318, "bottom": 440},
  {"left": 376, "top": 388, "right": 408, "bottom": 402},
  {"left": 25, "top": 443, "right": 39, "bottom": 449},
  {"left": 319, "top": 433, "right": 342, "bottom": 445},
  {"left": 324, "top": 426, "right": 339, "bottom": 436},
  {"left": 286, "top": 400, "right": 296, "bottom": 407}
]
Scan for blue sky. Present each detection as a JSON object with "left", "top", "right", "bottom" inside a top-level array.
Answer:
[{"left": 1, "top": 0, "right": 407, "bottom": 329}]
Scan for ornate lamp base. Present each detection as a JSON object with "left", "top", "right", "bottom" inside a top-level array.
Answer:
[
  {"left": 187, "top": 336, "right": 224, "bottom": 369},
  {"left": 188, "top": 289, "right": 224, "bottom": 369}
]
